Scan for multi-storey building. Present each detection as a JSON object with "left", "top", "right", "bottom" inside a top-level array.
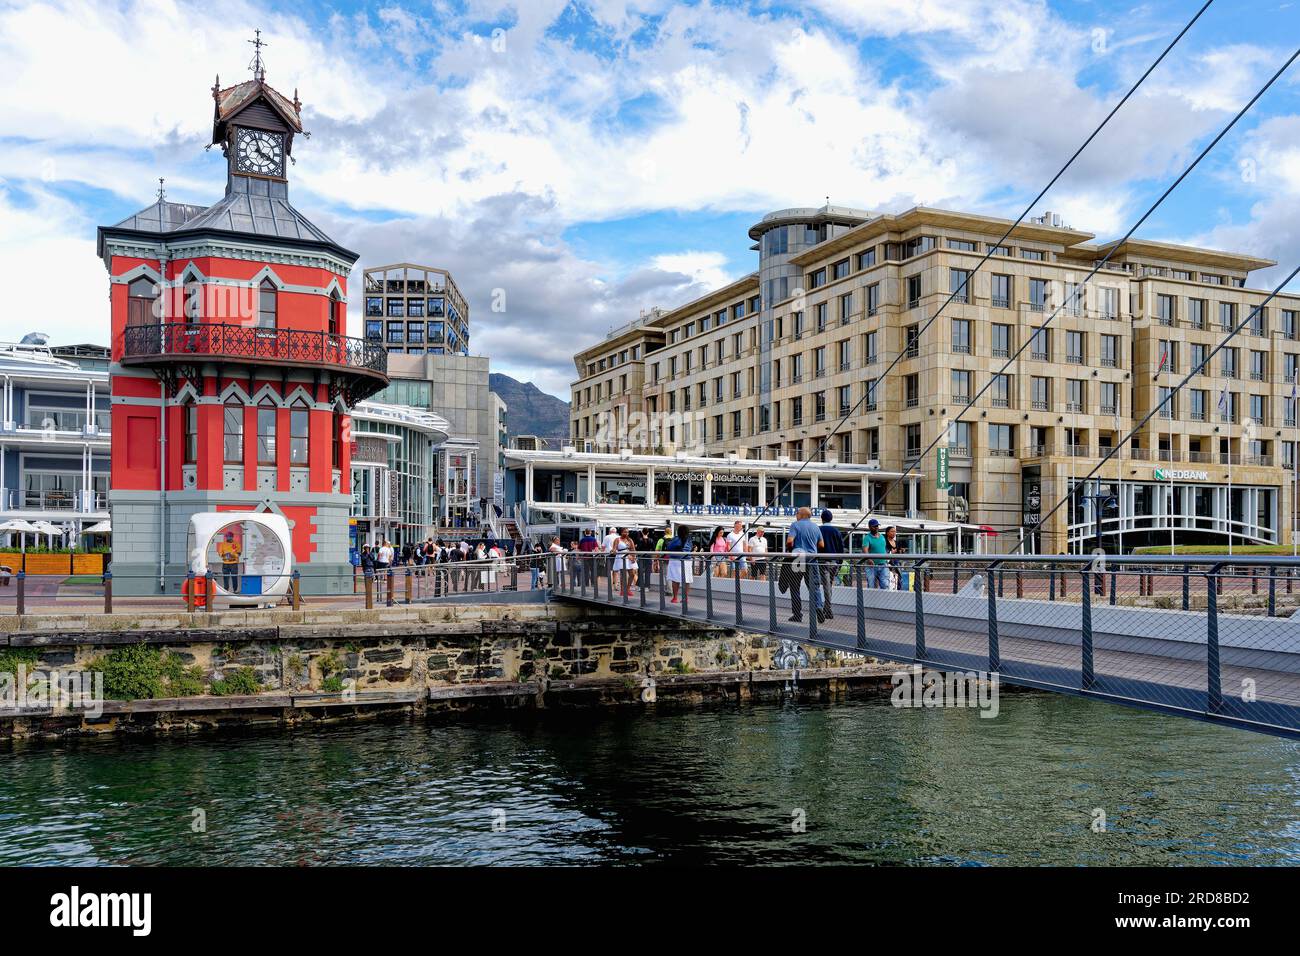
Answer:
[
  {"left": 571, "top": 204, "right": 1297, "bottom": 554},
  {"left": 348, "top": 400, "right": 450, "bottom": 548},
  {"left": 0, "top": 336, "right": 110, "bottom": 539},
  {"left": 362, "top": 263, "right": 470, "bottom": 355},
  {"left": 99, "top": 59, "right": 387, "bottom": 593}
]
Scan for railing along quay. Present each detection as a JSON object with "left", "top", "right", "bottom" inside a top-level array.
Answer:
[{"left": 549, "top": 551, "right": 1300, "bottom": 740}]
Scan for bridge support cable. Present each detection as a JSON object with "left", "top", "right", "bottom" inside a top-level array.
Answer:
[
  {"left": 735, "top": 1, "right": 1215, "bottom": 540},
  {"left": 840, "top": 41, "right": 1300, "bottom": 547}
]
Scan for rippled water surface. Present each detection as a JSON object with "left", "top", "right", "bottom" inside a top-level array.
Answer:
[{"left": 2, "top": 693, "right": 1299, "bottom": 865}]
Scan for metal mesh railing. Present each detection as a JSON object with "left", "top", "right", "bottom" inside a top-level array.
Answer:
[{"left": 550, "top": 551, "right": 1300, "bottom": 740}]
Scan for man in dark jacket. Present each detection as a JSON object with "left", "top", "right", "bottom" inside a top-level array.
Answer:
[{"left": 818, "top": 509, "right": 845, "bottom": 605}]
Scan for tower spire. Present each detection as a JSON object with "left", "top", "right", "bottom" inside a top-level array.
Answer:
[
  {"left": 156, "top": 178, "right": 166, "bottom": 202},
  {"left": 248, "top": 29, "right": 268, "bottom": 81}
]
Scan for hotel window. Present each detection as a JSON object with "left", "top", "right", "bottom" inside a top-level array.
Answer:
[
  {"left": 949, "top": 268, "right": 971, "bottom": 303},
  {"left": 988, "top": 245, "right": 1011, "bottom": 257},
  {"left": 1065, "top": 282, "right": 1085, "bottom": 316},
  {"left": 1188, "top": 343, "right": 1207, "bottom": 374},
  {"left": 1219, "top": 302, "right": 1236, "bottom": 330},
  {"left": 863, "top": 330, "right": 878, "bottom": 363},
  {"left": 791, "top": 353, "right": 803, "bottom": 382},
  {"left": 809, "top": 268, "right": 827, "bottom": 289},
  {"left": 1066, "top": 380, "right": 1085, "bottom": 412},
  {"left": 815, "top": 392, "right": 827, "bottom": 422},
  {"left": 838, "top": 339, "right": 851, "bottom": 371},
  {"left": 906, "top": 275, "right": 922, "bottom": 308},
  {"left": 407, "top": 322, "right": 424, "bottom": 343},
  {"left": 991, "top": 274, "right": 1011, "bottom": 308},
  {"left": 989, "top": 424, "right": 1014, "bottom": 456},
  {"left": 290, "top": 408, "right": 310, "bottom": 465},
  {"left": 951, "top": 319, "right": 971, "bottom": 354},
  {"left": 1021, "top": 249, "right": 1046, "bottom": 261},
  {"left": 1223, "top": 348, "right": 1238, "bottom": 378},
  {"left": 791, "top": 397, "right": 803, "bottom": 426},
  {"left": 1159, "top": 386, "right": 1176, "bottom": 418},
  {"left": 257, "top": 279, "right": 278, "bottom": 329},
  {"left": 684, "top": 322, "right": 695, "bottom": 338},
  {"left": 651, "top": 362, "right": 660, "bottom": 383},
  {"left": 1251, "top": 351, "right": 1267, "bottom": 381},
  {"left": 1157, "top": 294, "right": 1175, "bottom": 325},
  {"left": 1030, "top": 377, "right": 1050, "bottom": 411},
  {"left": 715, "top": 340, "right": 724, "bottom": 364},
  {"left": 866, "top": 283, "right": 880, "bottom": 316},
  {"left": 904, "top": 325, "right": 920, "bottom": 358},
  {"left": 992, "top": 324, "right": 1011, "bottom": 358},
  {"left": 428, "top": 321, "right": 444, "bottom": 342},
  {"left": 1028, "top": 278, "right": 1047, "bottom": 311},
  {"left": 257, "top": 407, "right": 277, "bottom": 465},
  {"left": 669, "top": 356, "right": 677, "bottom": 377},
  {"left": 365, "top": 319, "right": 381, "bottom": 340},
  {"left": 1283, "top": 309, "right": 1298, "bottom": 340},
  {"left": 903, "top": 236, "right": 935, "bottom": 258},
  {"left": 905, "top": 374, "right": 919, "bottom": 408},
  {"left": 864, "top": 379, "right": 879, "bottom": 410},
  {"left": 223, "top": 404, "right": 243, "bottom": 463},
  {"left": 386, "top": 298, "right": 404, "bottom": 317},
  {"left": 1066, "top": 331, "right": 1085, "bottom": 364},
  {"left": 697, "top": 382, "right": 708, "bottom": 407},
  {"left": 1190, "top": 390, "right": 1207, "bottom": 422},
  {"left": 832, "top": 258, "right": 850, "bottom": 280},
  {"left": 1286, "top": 354, "right": 1299, "bottom": 383},
  {"left": 1031, "top": 327, "right": 1050, "bottom": 360},
  {"left": 838, "top": 385, "right": 852, "bottom": 416},
  {"left": 1250, "top": 307, "right": 1267, "bottom": 336},
  {"left": 857, "top": 248, "right": 877, "bottom": 270},
  {"left": 814, "top": 302, "right": 828, "bottom": 333},
  {"left": 814, "top": 347, "right": 826, "bottom": 377},
  {"left": 991, "top": 373, "right": 1011, "bottom": 408},
  {"left": 1204, "top": 274, "right": 1224, "bottom": 285},
  {"left": 1101, "top": 334, "right": 1119, "bottom": 368},
  {"left": 1157, "top": 339, "right": 1176, "bottom": 373},
  {"left": 407, "top": 298, "right": 425, "bottom": 318},
  {"left": 951, "top": 370, "right": 972, "bottom": 403},
  {"left": 905, "top": 424, "right": 921, "bottom": 459},
  {"left": 759, "top": 405, "right": 771, "bottom": 432},
  {"left": 948, "top": 238, "right": 976, "bottom": 251},
  {"left": 1188, "top": 298, "right": 1206, "bottom": 329},
  {"left": 1099, "top": 286, "right": 1119, "bottom": 319},
  {"left": 183, "top": 404, "right": 198, "bottom": 464},
  {"left": 365, "top": 297, "right": 383, "bottom": 317},
  {"left": 428, "top": 297, "right": 445, "bottom": 316},
  {"left": 386, "top": 322, "right": 404, "bottom": 344},
  {"left": 949, "top": 421, "right": 971, "bottom": 456},
  {"left": 839, "top": 293, "right": 852, "bottom": 324},
  {"left": 1100, "top": 382, "right": 1119, "bottom": 416},
  {"left": 701, "top": 315, "right": 711, "bottom": 333},
  {"left": 1250, "top": 394, "right": 1266, "bottom": 425},
  {"left": 731, "top": 410, "right": 742, "bottom": 437}
]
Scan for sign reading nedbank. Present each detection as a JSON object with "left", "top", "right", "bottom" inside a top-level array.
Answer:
[{"left": 1154, "top": 468, "right": 1209, "bottom": 482}]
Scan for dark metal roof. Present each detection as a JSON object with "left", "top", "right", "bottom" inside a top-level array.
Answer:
[
  {"left": 110, "top": 199, "right": 210, "bottom": 234},
  {"left": 177, "top": 190, "right": 334, "bottom": 244},
  {"left": 213, "top": 78, "right": 302, "bottom": 133}
]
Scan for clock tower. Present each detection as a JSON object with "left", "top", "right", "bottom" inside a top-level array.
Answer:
[{"left": 98, "top": 39, "right": 386, "bottom": 597}]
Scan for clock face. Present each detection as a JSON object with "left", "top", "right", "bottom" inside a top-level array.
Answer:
[{"left": 234, "top": 128, "right": 285, "bottom": 178}]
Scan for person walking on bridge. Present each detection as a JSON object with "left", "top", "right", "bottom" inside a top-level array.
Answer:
[
  {"left": 785, "top": 507, "right": 826, "bottom": 623},
  {"left": 862, "top": 519, "right": 889, "bottom": 589},
  {"left": 818, "top": 509, "right": 845, "bottom": 608}
]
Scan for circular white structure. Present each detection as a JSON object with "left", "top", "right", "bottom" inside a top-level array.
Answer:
[{"left": 186, "top": 511, "right": 291, "bottom": 607}]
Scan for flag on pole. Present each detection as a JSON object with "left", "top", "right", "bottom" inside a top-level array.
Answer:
[
  {"left": 1217, "top": 385, "right": 1229, "bottom": 417},
  {"left": 1158, "top": 342, "right": 1169, "bottom": 373}
]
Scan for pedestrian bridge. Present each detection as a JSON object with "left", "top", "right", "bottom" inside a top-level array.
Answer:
[{"left": 550, "top": 552, "right": 1300, "bottom": 740}]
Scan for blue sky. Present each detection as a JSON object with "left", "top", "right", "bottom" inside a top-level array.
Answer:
[{"left": 1, "top": 0, "right": 1298, "bottom": 396}]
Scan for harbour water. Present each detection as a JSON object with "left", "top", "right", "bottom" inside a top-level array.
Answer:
[{"left": 3, "top": 692, "right": 1298, "bottom": 865}]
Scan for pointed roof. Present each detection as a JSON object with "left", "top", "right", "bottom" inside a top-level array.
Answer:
[
  {"left": 177, "top": 190, "right": 334, "bottom": 244},
  {"left": 212, "top": 76, "right": 302, "bottom": 137}
]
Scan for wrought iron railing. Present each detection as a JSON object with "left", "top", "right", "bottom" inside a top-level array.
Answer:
[{"left": 122, "top": 323, "right": 388, "bottom": 376}]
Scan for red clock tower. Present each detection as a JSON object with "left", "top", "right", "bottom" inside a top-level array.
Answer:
[{"left": 98, "top": 48, "right": 386, "bottom": 594}]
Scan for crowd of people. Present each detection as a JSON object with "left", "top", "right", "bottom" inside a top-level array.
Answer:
[{"left": 542, "top": 508, "right": 915, "bottom": 623}]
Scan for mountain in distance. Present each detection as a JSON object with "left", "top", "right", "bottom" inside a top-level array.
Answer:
[{"left": 489, "top": 373, "right": 571, "bottom": 443}]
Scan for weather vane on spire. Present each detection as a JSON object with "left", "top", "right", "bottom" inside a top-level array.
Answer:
[
  {"left": 156, "top": 178, "right": 166, "bottom": 201},
  {"left": 248, "top": 29, "right": 268, "bottom": 81}
]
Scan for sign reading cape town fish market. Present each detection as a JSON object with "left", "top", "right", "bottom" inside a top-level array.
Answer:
[
  {"left": 672, "top": 504, "right": 799, "bottom": 517},
  {"left": 1154, "top": 468, "right": 1208, "bottom": 482}
]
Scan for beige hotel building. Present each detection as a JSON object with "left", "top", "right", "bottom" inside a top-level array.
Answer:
[{"left": 569, "top": 205, "right": 1300, "bottom": 553}]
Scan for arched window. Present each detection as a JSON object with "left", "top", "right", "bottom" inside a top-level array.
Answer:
[
  {"left": 258, "top": 279, "right": 277, "bottom": 329},
  {"left": 257, "top": 399, "right": 277, "bottom": 465},
  {"left": 329, "top": 289, "right": 342, "bottom": 337},
  {"left": 289, "top": 398, "right": 311, "bottom": 465},
  {"left": 127, "top": 277, "right": 158, "bottom": 327}
]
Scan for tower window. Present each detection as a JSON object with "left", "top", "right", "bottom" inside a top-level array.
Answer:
[
  {"left": 127, "top": 277, "right": 158, "bottom": 327},
  {"left": 183, "top": 403, "right": 198, "bottom": 464},
  {"left": 257, "top": 406, "right": 277, "bottom": 464},
  {"left": 290, "top": 407, "right": 310, "bottom": 465},
  {"left": 258, "top": 279, "right": 278, "bottom": 329},
  {"left": 223, "top": 404, "right": 244, "bottom": 464}
]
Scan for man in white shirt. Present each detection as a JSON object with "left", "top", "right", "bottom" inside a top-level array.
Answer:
[
  {"left": 749, "top": 528, "right": 768, "bottom": 580},
  {"left": 600, "top": 527, "right": 619, "bottom": 585},
  {"left": 726, "top": 520, "right": 748, "bottom": 578}
]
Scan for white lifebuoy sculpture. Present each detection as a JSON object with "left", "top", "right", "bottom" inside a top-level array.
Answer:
[{"left": 186, "top": 512, "right": 291, "bottom": 608}]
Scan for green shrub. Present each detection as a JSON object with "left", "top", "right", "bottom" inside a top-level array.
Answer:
[
  {"left": 0, "top": 647, "right": 40, "bottom": 677},
  {"left": 318, "top": 650, "right": 342, "bottom": 677},
  {"left": 320, "top": 675, "right": 344, "bottom": 693},
  {"left": 210, "top": 666, "right": 262, "bottom": 696},
  {"left": 160, "top": 653, "right": 204, "bottom": 697},
  {"left": 87, "top": 644, "right": 165, "bottom": 700}
]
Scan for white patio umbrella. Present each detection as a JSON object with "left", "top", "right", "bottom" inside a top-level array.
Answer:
[
  {"left": 29, "top": 520, "right": 63, "bottom": 550},
  {"left": 81, "top": 520, "right": 111, "bottom": 535},
  {"left": 0, "top": 518, "right": 40, "bottom": 554}
]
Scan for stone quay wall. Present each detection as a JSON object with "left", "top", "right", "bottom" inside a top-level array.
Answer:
[{"left": 0, "top": 603, "right": 893, "bottom": 739}]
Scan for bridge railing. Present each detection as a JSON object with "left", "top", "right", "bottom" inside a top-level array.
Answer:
[{"left": 548, "top": 550, "right": 1300, "bottom": 740}]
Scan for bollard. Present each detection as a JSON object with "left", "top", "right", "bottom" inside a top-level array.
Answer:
[
  {"left": 291, "top": 570, "right": 301, "bottom": 610},
  {"left": 1016, "top": 571, "right": 1023, "bottom": 599},
  {"left": 1109, "top": 569, "right": 1117, "bottom": 606},
  {"left": 997, "top": 569, "right": 1004, "bottom": 598},
  {"left": 1061, "top": 571, "right": 1068, "bottom": 598},
  {"left": 103, "top": 570, "right": 113, "bottom": 614},
  {"left": 1268, "top": 570, "right": 1277, "bottom": 617},
  {"left": 185, "top": 571, "right": 195, "bottom": 613},
  {"left": 952, "top": 564, "right": 959, "bottom": 594},
  {"left": 365, "top": 569, "right": 374, "bottom": 609},
  {"left": 1182, "top": 564, "right": 1190, "bottom": 611},
  {"left": 1252, "top": 570, "right": 1259, "bottom": 595},
  {"left": 705, "top": 559, "right": 714, "bottom": 618},
  {"left": 205, "top": 570, "right": 215, "bottom": 612},
  {"left": 386, "top": 569, "right": 395, "bottom": 607},
  {"left": 405, "top": 567, "right": 413, "bottom": 604},
  {"left": 1049, "top": 570, "right": 1056, "bottom": 601},
  {"left": 15, "top": 570, "right": 25, "bottom": 617},
  {"left": 1081, "top": 572, "right": 1094, "bottom": 690}
]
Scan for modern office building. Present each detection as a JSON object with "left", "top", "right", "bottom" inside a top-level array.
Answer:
[
  {"left": 367, "top": 353, "right": 504, "bottom": 529},
  {"left": 348, "top": 400, "right": 450, "bottom": 548},
  {"left": 570, "top": 204, "right": 1299, "bottom": 553},
  {"left": 362, "top": 263, "right": 470, "bottom": 355},
  {"left": 0, "top": 336, "right": 110, "bottom": 538},
  {"left": 98, "top": 59, "right": 386, "bottom": 593}
]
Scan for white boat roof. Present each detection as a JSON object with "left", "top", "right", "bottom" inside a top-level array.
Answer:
[{"left": 525, "top": 502, "right": 979, "bottom": 535}]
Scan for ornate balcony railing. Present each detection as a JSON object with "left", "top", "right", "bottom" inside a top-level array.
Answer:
[{"left": 121, "top": 323, "right": 388, "bottom": 378}]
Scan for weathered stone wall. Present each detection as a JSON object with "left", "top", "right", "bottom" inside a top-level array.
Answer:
[{"left": 1, "top": 603, "right": 883, "bottom": 739}]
